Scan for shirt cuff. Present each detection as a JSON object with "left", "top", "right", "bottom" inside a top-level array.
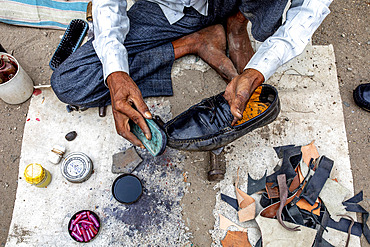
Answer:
[
  {"left": 244, "top": 42, "right": 287, "bottom": 81},
  {"left": 92, "top": 39, "right": 130, "bottom": 84}
]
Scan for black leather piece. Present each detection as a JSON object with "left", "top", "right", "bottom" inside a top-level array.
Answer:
[
  {"left": 344, "top": 190, "right": 363, "bottom": 204},
  {"left": 313, "top": 238, "right": 334, "bottom": 247},
  {"left": 312, "top": 206, "right": 331, "bottom": 247},
  {"left": 300, "top": 156, "right": 334, "bottom": 206},
  {"left": 353, "top": 83, "right": 370, "bottom": 111},
  {"left": 362, "top": 213, "right": 370, "bottom": 244},
  {"left": 260, "top": 192, "right": 274, "bottom": 208},
  {"left": 327, "top": 217, "right": 363, "bottom": 237},
  {"left": 247, "top": 170, "right": 267, "bottom": 195},
  {"left": 266, "top": 146, "right": 301, "bottom": 186},
  {"left": 163, "top": 84, "right": 280, "bottom": 151},
  {"left": 273, "top": 145, "right": 297, "bottom": 159},
  {"left": 221, "top": 193, "right": 239, "bottom": 211},
  {"left": 343, "top": 191, "right": 367, "bottom": 213},
  {"left": 255, "top": 237, "right": 262, "bottom": 247},
  {"left": 285, "top": 205, "right": 305, "bottom": 225},
  {"left": 342, "top": 191, "right": 370, "bottom": 244}
]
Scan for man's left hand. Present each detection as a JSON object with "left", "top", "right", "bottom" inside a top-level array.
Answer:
[{"left": 224, "top": 68, "right": 265, "bottom": 125}]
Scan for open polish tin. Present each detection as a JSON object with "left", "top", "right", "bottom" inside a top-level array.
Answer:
[{"left": 61, "top": 152, "right": 93, "bottom": 183}]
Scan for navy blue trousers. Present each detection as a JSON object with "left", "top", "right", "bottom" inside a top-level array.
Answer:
[{"left": 51, "top": 0, "right": 287, "bottom": 108}]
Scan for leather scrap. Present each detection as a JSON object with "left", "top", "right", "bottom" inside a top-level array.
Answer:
[
  {"left": 300, "top": 140, "right": 320, "bottom": 167},
  {"left": 285, "top": 205, "right": 305, "bottom": 225},
  {"left": 255, "top": 238, "right": 262, "bottom": 247},
  {"left": 221, "top": 193, "right": 239, "bottom": 211},
  {"left": 235, "top": 168, "right": 256, "bottom": 222},
  {"left": 362, "top": 212, "right": 370, "bottom": 244},
  {"left": 313, "top": 210, "right": 331, "bottom": 247},
  {"left": 265, "top": 182, "right": 279, "bottom": 199},
  {"left": 296, "top": 198, "right": 321, "bottom": 216},
  {"left": 327, "top": 217, "right": 362, "bottom": 237},
  {"left": 343, "top": 191, "right": 367, "bottom": 213},
  {"left": 300, "top": 156, "right": 334, "bottom": 206},
  {"left": 261, "top": 189, "right": 300, "bottom": 218},
  {"left": 273, "top": 145, "right": 297, "bottom": 159},
  {"left": 277, "top": 174, "right": 300, "bottom": 231},
  {"left": 319, "top": 179, "right": 349, "bottom": 221},
  {"left": 342, "top": 191, "right": 370, "bottom": 244},
  {"left": 260, "top": 192, "right": 273, "bottom": 208},
  {"left": 219, "top": 214, "right": 247, "bottom": 232},
  {"left": 337, "top": 214, "right": 355, "bottom": 247},
  {"left": 247, "top": 170, "right": 267, "bottom": 195},
  {"left": 289, "top": 174, "right": 300, "bottom": 192},
  {"left": 221, "top": 230, "right": 252, "bottom": 247},
  {"left": 266, "top": 146, "right": 301, "bottom": 187},
  {"left": 313, "top": 238, "right": 334, "bottom": 247},
  {"left": 255, "top": 213, "right": 317, "bottom": 247}
]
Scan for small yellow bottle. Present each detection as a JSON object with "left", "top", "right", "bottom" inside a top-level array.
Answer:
[{"left": 24, "top": 163, "right": 52, "bottom": 188}]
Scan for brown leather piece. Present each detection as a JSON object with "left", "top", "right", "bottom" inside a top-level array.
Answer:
[
  {"left": 266, "top": 182, "right": 279, "bottom": 199},
  {"left": 277, "top": 174, "right": 300, "bottom": 231},
  {"left": 289, "top": 174, "right": 300, "bottom": 192},
  {"left": 219, "top": 214, "right": 247, "bottom": 232},
  {"left": 296, "top": 198, "right": 321, "bottom": 216},
  {"left": 221, "top": 231, "right": 252, "bottom": 247},
  {"left": 301, "top": 140, "right": 320, "bottom": 167},
  {"left": 261, "top": 186, "right": 305, "bottom": 218},
  {"left": 235, "top": 168, "right": 256, "bottom": 222},
  {"left": 295, "top": 165, "right": 305, "bottom": 184}
]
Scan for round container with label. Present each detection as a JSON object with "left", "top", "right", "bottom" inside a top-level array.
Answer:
[
  {"left": 61, "top": 152, "right": 93, "bottom": 183},
  {"left": 24, "top": 163, "right": 52, "bottom": 188}
]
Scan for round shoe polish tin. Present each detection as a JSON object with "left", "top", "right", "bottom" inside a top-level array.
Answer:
[
  {"left": 112, "top": 174, "right": 143, "bottom": 204},
  {"left": 61, "top": 152, "right": 93, "bottom": 183}
]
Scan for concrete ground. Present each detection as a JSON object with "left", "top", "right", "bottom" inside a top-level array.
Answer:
[{"left": 0, "top": 0, "right": 369, "bottom": 246}]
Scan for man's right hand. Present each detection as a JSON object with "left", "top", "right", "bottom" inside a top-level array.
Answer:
[{"left": 106, "top": 71, "right": 152, "bottom": 148}]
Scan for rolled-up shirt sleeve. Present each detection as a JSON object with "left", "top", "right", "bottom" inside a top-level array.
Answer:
[
  {"left": 245, "top": 0, "right": 332, "bottom": 81},
  {"left": 92, "top": 0, "right": 130, "bottom": 81}
]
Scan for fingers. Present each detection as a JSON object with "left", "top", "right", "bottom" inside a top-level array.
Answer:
[
  {"left": 113, "top": 110, "right": 144, "bottom": 148},
  {"left": 230, "top": 90, "right": 249, "bottom": 117},
  {"left": 131, "top": 94, "right": 152, "bottom": 120},
  {"left": 107, "top": 71, "right": 152, "bottom": 141},
  {"left": 116, "top": 102, "right": 152, "bottom": 141}
]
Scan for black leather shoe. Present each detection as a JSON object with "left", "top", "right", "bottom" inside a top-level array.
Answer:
[
  {"left": 353, "top": 83, "right": 370, "bottom": 112},
  {"left": 163, "top": 84, "right": 280, "bottom": 151}
]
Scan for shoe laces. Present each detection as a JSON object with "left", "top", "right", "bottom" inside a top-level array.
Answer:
[{"left": 196, "top": 95, "right": 230, "bottom": 126}]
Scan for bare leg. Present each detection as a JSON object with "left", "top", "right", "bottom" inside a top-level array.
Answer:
[
  {"left": 227, "top": 11, "right": 254, "bottom": 74},
  {"left": 172, "top": 24, "right": 238, "bottom": 82}
]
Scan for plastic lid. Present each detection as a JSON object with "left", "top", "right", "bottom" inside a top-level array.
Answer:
[
  {"left": 112, "top": 174, "right": 143, "bottom": 204},
  {"left": 24, "top": 163, "right": 45, "bottom": 184},
  {"left": 61, "top": 152, "right": 93, "bottom": 183}
]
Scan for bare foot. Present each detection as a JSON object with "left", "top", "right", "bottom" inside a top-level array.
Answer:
[
  {"left": 227, "top": 11, "right": 254, "bottom": 74},
  {"left": 172, "top": 25, "right": 238, "bottom": 82}
]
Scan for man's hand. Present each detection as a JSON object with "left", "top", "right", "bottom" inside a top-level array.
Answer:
[
  {"left": 107, "top": 71, "right": 152, "bottom": 147},
  {"left": 224, "top": 68, "right": 264, "bottom": 125}
]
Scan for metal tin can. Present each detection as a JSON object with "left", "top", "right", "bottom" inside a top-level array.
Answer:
[
  {"left": 112, "top": 174, "right": 143, "bottom": 204},
  {"left": 61, "top": 152, "right": 93, "bottom": 183},
  {"left": 24, "top": 163, "right": 52, "bottom": 188}
]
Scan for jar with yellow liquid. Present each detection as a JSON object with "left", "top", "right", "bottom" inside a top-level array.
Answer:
[{"left": 24, "top": 163, "right": 52, "bottom": 188}]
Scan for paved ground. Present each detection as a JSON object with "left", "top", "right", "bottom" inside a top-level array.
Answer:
[{"left": 0, "top": 0, "right": 369, "bottom": 246}]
